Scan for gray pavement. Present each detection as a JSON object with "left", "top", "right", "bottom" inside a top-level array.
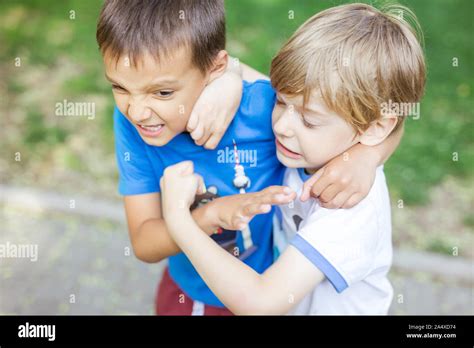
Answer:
[
  {"left": 0, "top": 203, "right": 164, "bottom": 315},
  {"left": 0, "top": 185, "right": 472, "bottom": 315}
]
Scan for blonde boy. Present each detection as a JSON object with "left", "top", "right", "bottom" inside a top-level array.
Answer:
[{"left": 160, "top": 3, "right": 426, "bottom": 314}]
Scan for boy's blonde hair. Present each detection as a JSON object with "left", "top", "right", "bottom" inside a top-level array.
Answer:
[{"left": 270, "top": 3, "right": 426, "bottom": 133}]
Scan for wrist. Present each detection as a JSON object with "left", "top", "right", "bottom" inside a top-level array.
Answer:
[
  {"left": 193, "top": 200, "right": 222, "bottom": 235},
  {"left": 165, "top": 207, "right": 192, "bottom": 233},
  {"left": 165, "top": 214, "right": 192, "bottom": 241},
  {"left": 355, "top": 143, "right": 382, "bottom": 167}
]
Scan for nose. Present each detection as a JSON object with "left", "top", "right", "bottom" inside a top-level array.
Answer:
[
  {"left": 127, "top": 96, "right": 152, "bottom": 123},
  {"left": 273, "top": 107, "right": 295, "bottom": 138}
]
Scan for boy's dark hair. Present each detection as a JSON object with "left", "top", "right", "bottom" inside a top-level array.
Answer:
[{"left": 96, "top": 0, "right": 225, "bottom": 72}]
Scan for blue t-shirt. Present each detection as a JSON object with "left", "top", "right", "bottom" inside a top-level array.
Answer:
[{"left": 114, "top": 80, "right": 285, "bottom": 306}]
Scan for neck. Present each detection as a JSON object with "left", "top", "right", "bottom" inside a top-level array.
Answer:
[{"left": 304, "top": 167, "right": 320, "bottom": 175}]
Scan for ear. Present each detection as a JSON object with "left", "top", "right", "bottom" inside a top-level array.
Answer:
[
  {"left": 359, "top": 115, "right": 399, "bottom": 146},
  {"left": 206, "top": 50, "right": 229, "bottom": 84}
]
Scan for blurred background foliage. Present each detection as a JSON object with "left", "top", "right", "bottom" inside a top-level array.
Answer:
[{"left": 0, "top": 0, "right": 472, "bottom": 256}]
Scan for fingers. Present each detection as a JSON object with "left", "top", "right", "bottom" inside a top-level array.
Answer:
[
  {"left": 173, "top": 163, "right": 205, "bottom": 194},
  {"left": 187, "top": 105, "right": 212, "bottom": 146},
  {"left": 186, "top": 110, "right": 199, "bottom": 132},
  {"left": 178, "top": 160, "right": 194, "bottom": 175},
  {"left": 258, "top": 186, "right": 296, "bottom": 205},
  {"left": 319, "top": 190, "right": 350, "bottom": 209},
  {"left": 261, "top": 185, "right": 293, "bottom": 195},
  {"left": 204, "top": 112, "right": 231, "bottom": 149},
  {"left": 190, "top": 121, "right": 204, "bottom": 143},
  {"left": 228, "top": 186, "right": 295, "bottom": 230},
  {"left": 191, "top": 119, "right": 215, "bottom": 147},
  {"left": 300, "top": 167, "right": 324, "bottom": 202},
  {"left": 259, "top": 192, "right": 295, "bottom": 205},
  {"left": 304, "top": 171, "right": 337, "bottom": 202},
  {"left": 195, "top": 123, "right": 212, "bottom": 146},
  {"left": 232, "top": 203, "right": 271, "bottom": 230},
  {"left": 195, "top": 174, "right": 206, "bottom": 195},
  {"left": 203, "top": 128, "right": 225, "bottom": 149},
  {"left": 242, "top": 203, "right": 272, "bottom": 217},
  {"left": 232, "top": 215, "right": 250, "bottom": 231},
  {"left": 200, "top": 113, "right": 228, "bottom": 149},
  {"left": 319, "top": 183, "right": 345, "bottom": 204},
  {"left": 164, "top": 160, "right": 194, "bottom": 177},
  {"left": 342, "top": 193, "right": 364, "bottom": 209}
]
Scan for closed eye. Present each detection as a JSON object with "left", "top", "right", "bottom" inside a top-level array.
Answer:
[
  {"left": 302, "top": 115, "right": 318, "bottom": 129},
  {"left": 112, "top": 84, "right": 127, "bottom": 93},
  {"left": 276, "top": 96, "right": 285, "bottom": 105}
]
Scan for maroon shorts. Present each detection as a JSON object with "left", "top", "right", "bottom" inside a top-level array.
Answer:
[{"left": 155, "top": 267, "right": 233, "bottom": 316}]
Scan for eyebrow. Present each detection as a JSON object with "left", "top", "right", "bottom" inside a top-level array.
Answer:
[
  {"left": 279, "top": 93, "right": 328, "bottom": 117},
  {"left": 104, "top": 74, "right": 178, "bottom": 90},
  {"left": 304, "top": 104, "right": 328, "bottom": 116}
]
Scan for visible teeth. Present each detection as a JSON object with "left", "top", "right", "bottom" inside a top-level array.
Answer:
[{"left": 141, "top": 124, "right": 163, "bottom": 132}]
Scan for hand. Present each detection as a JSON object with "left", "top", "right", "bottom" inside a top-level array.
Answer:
[
  {"left": 300, "top": 146, "right": 379, "bottom": 209},
  {"left": 210, "top": 186, "right": 296, "bottom": 231},
  {"left": 160, "top": 161, "right": 206, "bottom": 220},
  {"left": 186, "top": 71, "right": 243, "bottom": 149}
]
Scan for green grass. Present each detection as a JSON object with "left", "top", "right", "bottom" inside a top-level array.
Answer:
[
  {"left": 1, "top": 0, "right": 473, "bottom": 205},
  {"left": 225, "top": 0, "right": 474, "bottom": 205}
]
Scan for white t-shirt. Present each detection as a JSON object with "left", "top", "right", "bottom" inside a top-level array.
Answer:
[{"left": 273, "top": 166, "right": 393, "bottom": 315}]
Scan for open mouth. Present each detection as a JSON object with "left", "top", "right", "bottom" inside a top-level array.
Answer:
[
  {"left": 137, "top": 123, "right": 165, "bottom": 137},
  {"left": 275, "top": 139, "right": 302, "bottom": 159}
]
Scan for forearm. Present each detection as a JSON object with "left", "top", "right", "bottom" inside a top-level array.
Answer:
[
  {"left": 240, "top": 63, "right": 269, "bottom": 82},
  {"left": 226, "top": 56, "right": 268, "bottom": 82},
  {"left": 226, "top": 55, "right": 243, "bottom": 76},
  {"left": 133, "top": 204, "right": 220, "bottom": 263},
  {"left": 167, "top": 213, "right": 275, "bottom": 314}
]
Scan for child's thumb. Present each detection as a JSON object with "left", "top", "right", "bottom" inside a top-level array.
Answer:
[{"left": 195, "top": 174, "right": 206, "bottom": 194}]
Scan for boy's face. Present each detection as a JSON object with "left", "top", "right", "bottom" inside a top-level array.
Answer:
[
  {"left": 272, "top": 92, "right": 359, "bottom": 171},
  {"left": 104, "top": 47, "right": 209, "bottom": 146}
]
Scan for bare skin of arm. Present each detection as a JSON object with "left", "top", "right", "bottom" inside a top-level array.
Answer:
[
  {"left": 126, "top": 62, "right": 404, "bottom": 264},
  {"left": 123, "top": 62, "right": 283, "bottom": 264},
  {"left": 124, "top": 193, "right": 218, "bottom": 263},
  {"left": 240, "top": 62, "right": 270, "bottom": 82},
  {"left": 124, "top": 185, "right": 289, "bottom": 263}
]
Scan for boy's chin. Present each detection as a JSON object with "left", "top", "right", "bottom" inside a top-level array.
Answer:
[
  {"left": 276, "top": 152, "right": 304, "bottom": 168},
  {"left": 276, "top": 152, "right": 323, "bottom": 172},
  {"left": 139, "top": 129, "right": 177, "bottom": 147}
]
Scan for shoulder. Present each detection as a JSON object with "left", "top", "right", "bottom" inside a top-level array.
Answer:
[
  {"left": 113, "top": 106, "right": 154, "bottom": 163},
  {"left": 301, "top": 167, "right": 389, "bottom": 238},
  {"left": 307, "top": 167, "right": 389, "bottom": 232},
  {"left": 290, "top": 169, "right": 391, "bottom": 290},
  {"left": 114, "top": 107, "right": 136, "bottom": 134}
]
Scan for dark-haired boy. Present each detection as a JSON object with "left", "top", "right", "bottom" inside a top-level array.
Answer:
[{"left": 97, "top": 0, "right": 401, "bottom": 315}]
